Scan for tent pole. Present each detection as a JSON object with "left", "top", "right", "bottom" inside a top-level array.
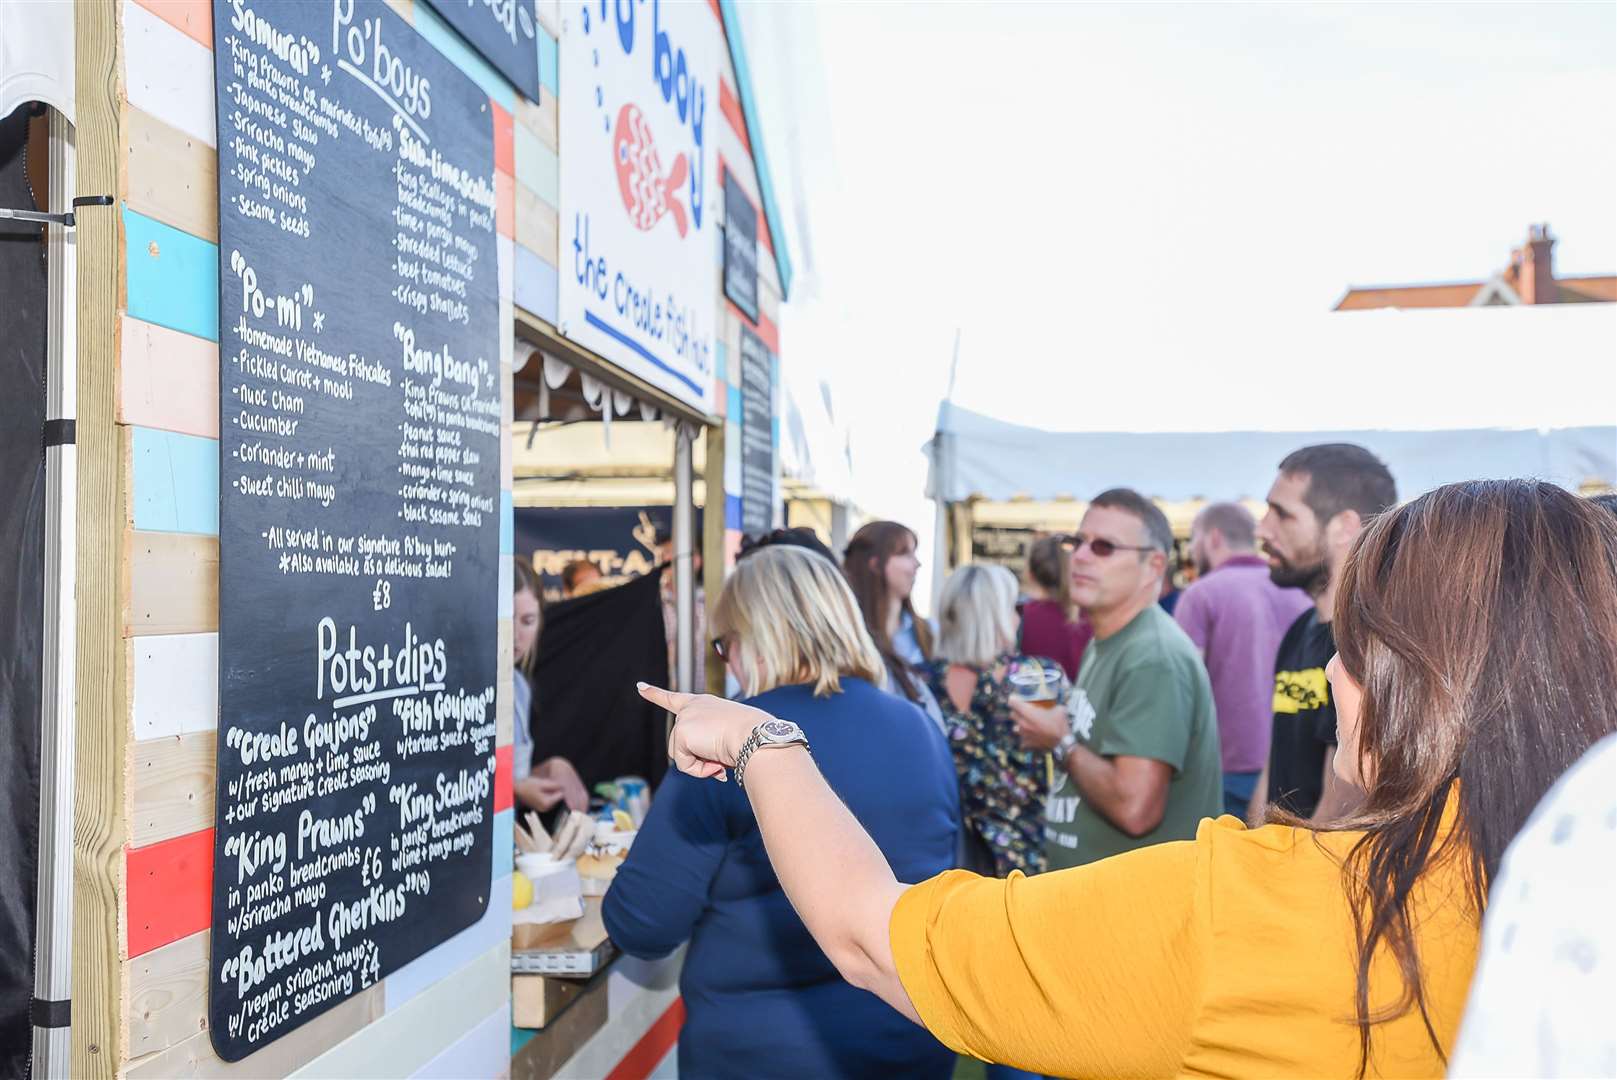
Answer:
[
  {"left": 929, "top": 424, "right": 950, "bottom": 615},
  {"left": 32, "top": 108, "right": 78, "bottom": 1080},
  {"left": 673, "top": 425, "right": 695, "bottom": 694}
]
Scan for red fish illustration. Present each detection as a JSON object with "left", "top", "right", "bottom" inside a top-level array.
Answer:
[{"left": 613, "top": 103, "right": 689, "bottom": 238}]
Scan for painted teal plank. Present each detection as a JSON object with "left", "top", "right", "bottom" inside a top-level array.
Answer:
[
  {"left": 510, "top": 1025, "right": 537, "bottom": 1057},
  {"left": 500, "top": 490, "right": 514, "bottom": 555},
  {"left": 124, "top": 207, "right": 219, "bottom": 343},
  {"left": 538, "top": 29, "right": 558, "bottom": 98},
  {"left": 512, "top": 125, "right": 559, "bottom": 208},
  {"left": 132, "top": 427, "right": 220, "bottom": 535},
  {"left": 727, "top": 386, "right": 742, "bottom": 419},
  {"left": 412, "top": 1, "right": 519, "bottom": 112},
  {"left": 513, "top": 243, "right": 558, "bottom": 324},
  {"left": 494, "top": 806, "right": 513, "bottom": 875}
]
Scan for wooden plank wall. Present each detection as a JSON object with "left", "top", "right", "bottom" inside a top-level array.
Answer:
[
  {"left": 112, "top": 0, "right": 520, "bottom": 1075},
  {"left": 106, "top": 0, "right": 790, "bottom": 1074}
]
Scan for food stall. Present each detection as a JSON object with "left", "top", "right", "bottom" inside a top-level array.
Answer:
[
  {"left": 20, "top": 0, "right": 795, "bottom": 1077},
  {"left": 925, "top": 302, "right": 1617, "bottom": 601}
]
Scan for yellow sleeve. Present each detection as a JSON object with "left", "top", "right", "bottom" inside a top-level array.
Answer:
[{"left": 890, "top": 838, "right": 1208, "bottom": 1078}]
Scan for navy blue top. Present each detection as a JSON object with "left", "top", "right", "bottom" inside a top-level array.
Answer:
[{"left": 602, "top": 677, "right": 960, "bottom": 1079}]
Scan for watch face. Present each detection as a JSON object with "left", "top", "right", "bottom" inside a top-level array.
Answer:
[{"left": 762, "top": 720, "right": 796, "bottom": 740}]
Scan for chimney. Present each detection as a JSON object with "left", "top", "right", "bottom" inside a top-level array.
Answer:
[{"left": 1518, "top": 223, "right": 1556, "bottom": 304}]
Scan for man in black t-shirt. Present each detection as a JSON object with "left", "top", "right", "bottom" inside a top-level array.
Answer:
[
  {"left": 1267, "top": 609, "right": 1338, "bottom": 816},
  {"left": 1250, "top": 444, "right": 1397, "bottom": 822}
]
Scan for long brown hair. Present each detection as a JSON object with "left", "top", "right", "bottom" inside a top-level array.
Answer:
[
  {"left": 843, "top": 521, "right": 931, "bottom": 700},
  {"left": 1325, "top": 480, "right": 1617, "bottom": 1074},
  {"left": 512, "top": 556, "right": 543, "bottom": 677}
]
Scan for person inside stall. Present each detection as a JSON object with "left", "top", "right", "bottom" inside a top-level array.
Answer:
[
  {"left": 604, "top": 545, "right": 958, "bottom": 1079},
  {"left": 845, "top": 521, "right": 945, "bottom": 732},
  {"left": 560, "top": 558, "right": 601, "bottom": 598},
  {"left": 511, "top": 557, "right": 587, "bottom": 817}
]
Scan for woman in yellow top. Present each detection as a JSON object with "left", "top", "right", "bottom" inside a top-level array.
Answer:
[{"left": 638, "top": 480, "right": 1617, "bottom": 1079}]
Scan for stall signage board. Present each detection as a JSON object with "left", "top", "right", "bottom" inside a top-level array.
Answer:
[
  {"left": 210, "top": 0, "right": 500, "bottom": 1060},
  {"left": 558, "top": 0, "right": 720, "bottom": 415},
  {"left": 722, "top": 169, "right": 758, "bottom": 321},
  {"left": 738, "top": 325, "right": 773, "bottom": 535},
  {"left": 420, "top": 0, "right": 542, "bottom": 103},
  {"left": 513, "top": 504, "right": 699, "bottom": 602}
]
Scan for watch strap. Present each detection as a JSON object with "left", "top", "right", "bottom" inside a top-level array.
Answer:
[{"left": 735, "top": 722, "right": 809, "bottom": 789}]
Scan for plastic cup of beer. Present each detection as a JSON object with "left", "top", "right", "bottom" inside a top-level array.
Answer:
[{"left": 1008, "top": 662, "right": 1061, "bottom": 709}]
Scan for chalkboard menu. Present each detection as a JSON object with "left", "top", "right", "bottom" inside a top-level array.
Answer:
[
  {"left": 723, "top": 169, "right": 758, "bottom": 321},
  {"left": 210, "top": 1, "right": 500, "bottom": 1061},
  {"left": 421, "top": 0, "right": 542, "bottom": 103},
  {"left": 738, "top": 325, "right": 773, "bottom": 536}
]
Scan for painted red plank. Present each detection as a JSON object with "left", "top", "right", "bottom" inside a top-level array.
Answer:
[
  {"left": 491, "top": 101, "right": 515, "bottom": 176},
  {"left": 133, "top": 0, "right": 213, "bottom": 50},
  {"left": 718, "top": 78, "right": 750, "bottom": 154},
  {"left": 706, "top": 0, "right": 723, "bottom": 26},
  {"left": 126, "top": 828, "right": 214, "bottom": 957},
  {"left": 603, "top": 998, "right": 685, "bottom": 1080},
  {"left": 494, "top": 744, "right": 514, "bottom": 814}
]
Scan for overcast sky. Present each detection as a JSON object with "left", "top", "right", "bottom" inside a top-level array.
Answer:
[{"left": 738, "top": 1, "right": 1617, "bottom": 601}]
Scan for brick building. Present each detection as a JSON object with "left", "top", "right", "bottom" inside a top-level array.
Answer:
[{"left": 1336, "top": 224, "right": 1617, "bottom": 311}]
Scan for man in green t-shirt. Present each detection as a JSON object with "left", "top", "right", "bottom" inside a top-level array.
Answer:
[{"left": 1013, "top": 488, "right": 1223, "bottom": 869}]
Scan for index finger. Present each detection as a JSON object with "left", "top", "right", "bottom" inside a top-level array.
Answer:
[{"left": 637, "top": 681, "right": 695, "bottom": 714}]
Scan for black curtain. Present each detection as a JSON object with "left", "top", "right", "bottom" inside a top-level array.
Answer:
[
  {"left": 0, "top": 104, "right": 49, "bottom": 1077},
  {"left": 533, "top": 569, "right": 670, "bottom": 792}
]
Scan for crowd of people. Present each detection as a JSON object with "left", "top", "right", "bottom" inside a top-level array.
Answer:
[{"left": 578, "top": 445, "right": 1615, "bottom": 1079}]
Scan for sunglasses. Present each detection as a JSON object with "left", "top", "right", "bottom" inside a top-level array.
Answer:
[
  {"left": 1057, "top": 533, "right": 1157, "bottom": 559},
  {"left": 711, "top": 635, "right": 733, "bottom": 661}
]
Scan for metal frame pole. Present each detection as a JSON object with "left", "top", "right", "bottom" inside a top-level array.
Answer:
[
  {"left": 32, "top": 108, "right": 78, "bottom": 1080},
  {"left": 673, "top": 425, "right": 695, "bottom": 693}
]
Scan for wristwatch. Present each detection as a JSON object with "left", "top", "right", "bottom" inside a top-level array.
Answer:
[
  {"left": 735, "top": 719, "right": 810, "bottom": 789},
  {"left": 1052, "top": 731, "right": 1079, "bottom": 766}
]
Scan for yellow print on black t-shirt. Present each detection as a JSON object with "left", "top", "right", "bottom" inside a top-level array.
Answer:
[{"left": 1273, "top": 668, "right": 1329, "bottom": 714}]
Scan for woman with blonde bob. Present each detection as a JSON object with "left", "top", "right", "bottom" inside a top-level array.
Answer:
[
  {"left": 638, "top": 480, "right": 1617, "bottom": 1078},
  {"left": 603, "top": 545, "right": 959, "bottom": 1080},
  {"left": 924, "top": 564, "right": 1066, "bottom": 878}
]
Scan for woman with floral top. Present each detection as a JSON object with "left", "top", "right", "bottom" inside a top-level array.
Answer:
[{"left": 925, "top": 564, "right": 1067, "bottom": 879}]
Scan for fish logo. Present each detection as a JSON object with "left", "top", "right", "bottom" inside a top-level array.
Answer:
[{"left": 613, "top": 103, "right": 689, "bottom": 237}]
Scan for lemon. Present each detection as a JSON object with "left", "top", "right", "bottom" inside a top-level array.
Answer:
[{"left": 512, "top": 872, "right": 534, "bottom": 910}]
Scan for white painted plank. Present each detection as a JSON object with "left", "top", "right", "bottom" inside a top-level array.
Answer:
[
  {"left": 132, "top": 632, "right": 219, "bottom": 739},
  {"left": 499, "top": 556, "right": 514, "bottom": 618},
  {"left": 410, "top": 1003, "right": 510, "bottom": 1080},
  {"left": 290, "top": 942, "right": 510, "bottom": 1079},
  {"left": 123, "top": 0, "right": 217, "bottom": 148},
  {"left": 535, "top": 0, "right": 559, "bottom": 38},
  {"left": 384, "top": 874, "right": 512, "bottom": 1012},
  {"left": 556, "top": 952, "right": 683, "bottom": 1078},
  {"left": 498, "top": 235, "right": 514, "bottom": 369}
]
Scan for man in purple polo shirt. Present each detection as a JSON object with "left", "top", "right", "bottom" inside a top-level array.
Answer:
[{"left": 1172, "top": 503, "right": 1310, "bottom": 816}]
